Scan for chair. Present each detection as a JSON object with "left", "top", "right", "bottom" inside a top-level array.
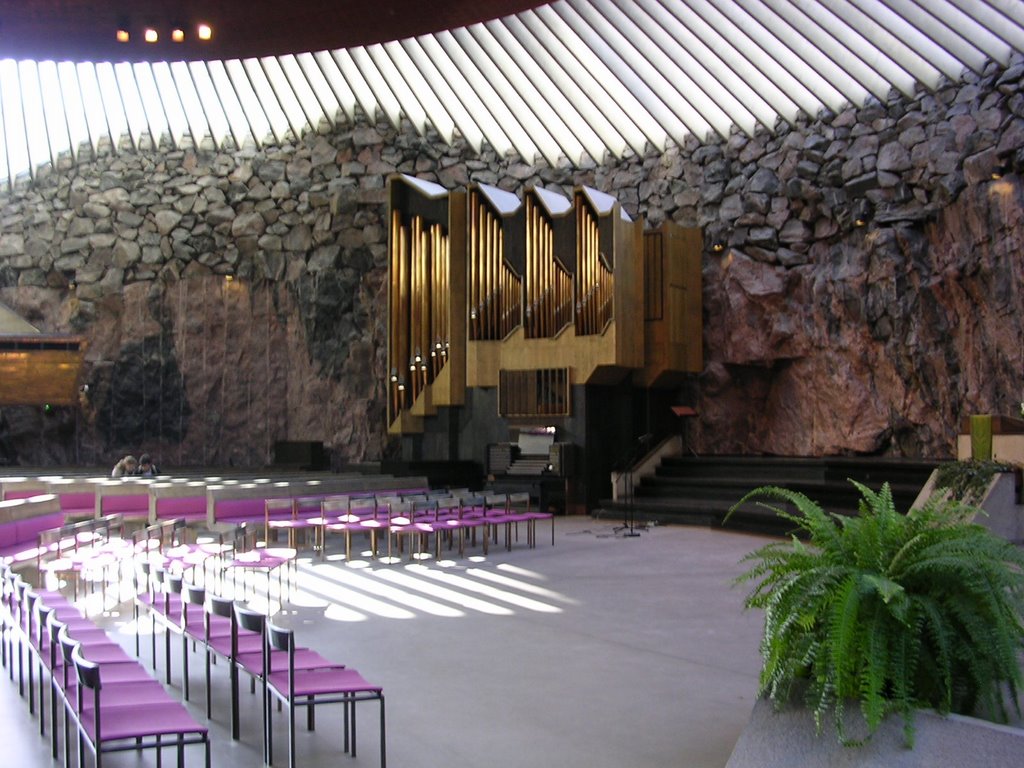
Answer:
[
  {"left": 70, "top": 643, "right": 211, "bottom": 768},
  {"left": 509, "top": 491, "right": 555, "bottom": 547},
  {"left": 320, "top": 496, "right": 358, "bottom": 560},
  {"left": 264, "top": 619, "right": 386, "bottom": 768},
  {"left": 203, "top": 595, "right": 264, "bottom": 738},
  {"left": 54, "top": 622, "right": 167, "bottom": 766}
]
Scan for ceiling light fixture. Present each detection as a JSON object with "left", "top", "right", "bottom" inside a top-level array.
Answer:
[
  {"left": 116, "top": 29, "right": 129, "bottom": 43},
  {"left": 172, "top": 28, "right": 185, "bottom": 43},
  {"left": 197, "top": 23, "right": 213, "bottom": 41},
  {"left": 144, "top": 27, "right": 158, "bottom": 43}
]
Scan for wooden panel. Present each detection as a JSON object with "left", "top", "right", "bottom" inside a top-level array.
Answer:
[
  {"left": 499, "top": 368, "right": 570, "bottom": 417},
  {"left": 637, "top": 221, "right": 703, "bottom": 387},
  {"left": 0, "top": 337, "right": 87, "bottom": 406}
]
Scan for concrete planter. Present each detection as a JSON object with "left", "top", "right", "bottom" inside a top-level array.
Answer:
[{"left": 726, "top": 697, "right": 1024, "bottom": 768}]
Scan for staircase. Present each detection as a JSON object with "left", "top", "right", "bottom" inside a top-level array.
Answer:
[{"left": 596, "top": 455, "right": 939, "bottom": 536}]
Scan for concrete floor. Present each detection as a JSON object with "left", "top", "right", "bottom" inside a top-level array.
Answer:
[{"left": 3, "top": 517, "right": 770, "bottom": 768}]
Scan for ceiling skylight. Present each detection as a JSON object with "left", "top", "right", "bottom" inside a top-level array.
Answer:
[{"left": 0, "top": 0, "right": 1022, "bottom": 187}]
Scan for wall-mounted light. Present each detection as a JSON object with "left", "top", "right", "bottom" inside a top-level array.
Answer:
[
  {"left": 389, "top": 368, "right": 398, "bottom": 383},
  {"left": 171, "top": 28, "right": 185, "bottom": 43},
  {"left": 224, "top": 274, "right": 234, "bottom": 283},
  {"left": 853, "top": 199, "right": 873, "bottom": 227},
  {"left": 144, "top": 27, "right": 158, "bottom": 43},
  {"left": 116, "top": 29, "right": 130, "bottom": 43},
  {"left": 197, "top": 23, "right": 213, "bottom": 41},
  {"left": 397, "top": 380, "right": 406, "bottom": 392},
  {"left": 711, "top": 241, "right": 725, "bottom": 253}
]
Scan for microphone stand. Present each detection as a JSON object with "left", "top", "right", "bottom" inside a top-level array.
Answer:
[{"left": 614, "top": 433, "right": 653, "bottom": 537}]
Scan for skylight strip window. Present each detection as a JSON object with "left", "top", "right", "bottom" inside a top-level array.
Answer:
[
  {"left": 195, "top": 60, "right": 253, "bottom": 149},
  {"left": 537, "top": 4, "right": 667, "bottom": 152},
  {"left": 294, "top": 52, "right": 344, "bottom": 128},
  {"left": 634, "top": 0, "right": 779, "bottom": 134},
  {"left": 128, "top": 64, "right": 173, "bottom": 148},
  {"left": 520, "top": 8, "right": 647, "bottom": 156},
  {"left": 312, "top": 51, "right": 359, "bottom": 122},
  {"left": 810, "top": 0, "right": 942, "bottom": 89},
  {"left": 259, "top": 56, "right": 311, "bottom": 141},
  {"left": 505, "top": 13, "right": 629, "bottom": 159},
  {"left": 786, "top": 0, "right": 921, "bottom": 98},
  {"left": 0, "top": 62, "right": 30, "bottom": 185},
  {"left": 93, "top": 63, "right": 131, "bottom": 151},
  {"left": 730, "top": 0, "right": 865, "bottom": 111},
  {"left": 697, "top": 0, "right": 825, "bottom": 120},
  {"left": 482, "top": 19, "right": 605, "bottom": 162},
  {"left": 410, "top": 35, "right": 509, "bottom": 154},
  {"left": 19, "top": 61, "right": 55, "bottom": 174},
  {"left": 380, "top": 41, "right": 456, "bottom": 143},
  {"left": 947, "top": 0, "right": 1024, "bottom": 54},
  {"left": 38, "top": 62, "right": 73, "bottom": 166},
  {"left": 901, "top": 0, "right": 1011, "bottom": 65},
  {"left": 452, "top": 24, "right": 557, "bottom": 162},
  {"left": 364, "top": 44, "right": 429, "bottom": 133},
  {"left": 880, "top": 0, "right": 992, "bottom": 73},
  {"left": 56, "top": 62, "right": 90, "bottom": 161},
  {"left": 398, "top": 37, "right": 485, "bottom": 151},
  {"left": 465, "top": 22, "right": 588, "bottom": 163},
  {"left": 110, "top": 64, "right": 147, "bottom": 150},
  {"left": 228, "top": 58, "right": 281, "bottom": 144},
  {"left": 753, "top": 0, "right": 887, "bottom": 105},
  {"left": 348, "top": 46, "right": 406, "bottom": 130},
  {"left": 618, "top": 0, "right": 760, "bottom": 136},
  {"left": 170, "top": 62, "right": 215, "bottom": 149},
  {"left": 151, "top": 62, "right": 192, "bottom": 147},
  {"left": 847, "top": 0, "right": 970, "bottom": 82},
  {"left": 75, "top": 64, "right": 115, "bottom": 156},
  {"left": 434, "top": 29, "right": 540, "bottom": 162},
  {"left": 0, "top": 89, "right": 11, "bottom": 187},
  {"left": 760, "top": 0, "right": 898, "bottom": 104},
  {"left": 330, "top": 49, "right": 383, "bottom": 123},
  {"left": 278, "top": 54, "right": 331, "bottom": 130},
  {"left": 245, "top": 58, "right": 294, "bottom": 143},
  {"left": 560, "top": 1, "right": 702, "bottom": 143}
]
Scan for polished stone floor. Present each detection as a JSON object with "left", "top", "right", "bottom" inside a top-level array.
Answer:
[{"left": 3, "top": 517, "right": 769, "bottom": 768}]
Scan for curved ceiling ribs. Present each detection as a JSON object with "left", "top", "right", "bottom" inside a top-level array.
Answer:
[{"left": 0, "top": 0, "right": 1023, "bottom": 187}]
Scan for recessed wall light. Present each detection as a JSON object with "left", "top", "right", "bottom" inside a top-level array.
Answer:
[
  {"left": 116, "top": 29, "right": 130, "bottom": 43},
  {"left": 171, "top": 28, "right": 185, "bottom": 43},
  {"left": 144, "top": 28, "right": 158, "bottom": 43},
  {"left": 197, "top": 23, "right": 213, "bottom": 41}
]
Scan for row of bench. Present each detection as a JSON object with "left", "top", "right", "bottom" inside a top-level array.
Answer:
[
  {"left": 2, "top": 561, "right": 211, "bottom": 767},
  {"left": 0, "top": 472, "right": 429, "bottom": 559}
]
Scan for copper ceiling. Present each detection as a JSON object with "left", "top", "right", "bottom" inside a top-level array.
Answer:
[{"left": 0, "top": 0, "right": 548, "bottom": 62}]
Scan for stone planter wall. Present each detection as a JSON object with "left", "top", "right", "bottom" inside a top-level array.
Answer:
[{"left": 0, "top": 55, "right": 1023, "bottom": 468}]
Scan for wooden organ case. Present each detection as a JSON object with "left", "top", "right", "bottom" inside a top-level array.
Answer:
[{"left": 386, "top": 174, "right": 702, "bottom": 508}]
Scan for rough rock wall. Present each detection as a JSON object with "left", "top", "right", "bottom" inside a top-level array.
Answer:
[{"left": 0, "top": 57, "right": 1022, "bottom": 467}]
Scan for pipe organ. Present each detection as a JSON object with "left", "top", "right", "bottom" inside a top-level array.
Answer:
[
  {"left": 468, "top": 188, "right": 522, "bottom": 341},
  {"left": 574, "top": 191, "right": 614, "bottom": 337},
  {"left": 524, "top": 191, "right": 573, "bottom": 340},
  {"left": 387, "top": 174, "right": 702, "bottom": 436}
]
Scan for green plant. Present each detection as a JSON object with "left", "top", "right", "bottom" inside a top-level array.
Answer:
[
  {"left": 934, "top": 458, "right": 1016, "bottom": 503},
  {"left": 730, "top": 481, "right": 1024, "bottom": 746}
]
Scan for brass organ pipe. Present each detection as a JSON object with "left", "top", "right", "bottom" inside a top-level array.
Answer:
[{"left": 470, "top": 194, "right": 477, "bottom": 340}]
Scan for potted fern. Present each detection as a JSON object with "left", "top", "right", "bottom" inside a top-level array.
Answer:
[{"left": 728, "top": 481, "right": 1024, "bottom": 749}]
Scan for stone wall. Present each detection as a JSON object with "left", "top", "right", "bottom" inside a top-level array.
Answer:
[{"left": 0, "top": 56, "right": 1022, "bottom": 467}]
